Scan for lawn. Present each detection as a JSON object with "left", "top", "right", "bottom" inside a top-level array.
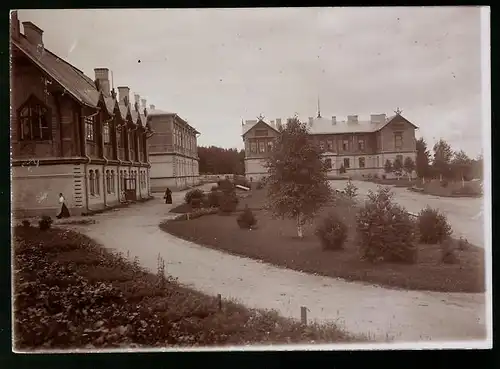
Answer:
[
  {"left": 161, "top": 191, "right": 485, "bottom": 293},
  {"left": 12, "top": 225, "right": 358, "bottom": 350}
]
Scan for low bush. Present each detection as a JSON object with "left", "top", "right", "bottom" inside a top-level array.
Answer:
[
  {"left": 355, "top": 186, "right": 418, "bottom": 264},
  {"left": 22, "top": 220, "right": 31, "bottom": 228},
  {"left": 343, "top": 179, "right": 358, "bottom": 200},
  {"left": 219, "top": 192, "right": 239, "bottom": 214},
  {"left": 373, "top": 174, "right": 379, "bottom": 179},
  {"left": 190, "top": 198, "right": 202, "bottom": 209},
  {"left": 184, "top": 189, "right": 204, "bottom": 205},
  {"left": 441, "top": 237, "right": 458, "bottom": 264},
  {"left": 211, "top": 185, "right": 219, "bottom": 192},
  {"left": 417, "top": 206, "right": 452, "bottom": 244},
  {"left": 315, "top": 212, "right": 348, "bottom": 251},
  {"left": 207, "top": 190, "right": 222, "bottom": 208},
  {"left": 38, "top": 215, "right": 53, "bottom": 231},
  {"left": 237, "top": 206, "right": 257, "bottom": 229},
  {"left": 218, "top": 179, "right": 234, "bottom": 193},
  {"left": 382, "top": 174, "right": 386, "bottom": 180}
]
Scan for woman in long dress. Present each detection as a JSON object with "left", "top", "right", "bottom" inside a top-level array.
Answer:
[
  {"left": 56, "top": 193, "right": 70, "bottom": 219},
  {"left": 164, "top": 188, "right": 172, "bottom": 204}
]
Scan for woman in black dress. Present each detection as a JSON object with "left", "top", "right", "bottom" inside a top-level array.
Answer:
[
  {"left": 164, "top": 187, "right": 172, "bottom": 204},
  {"left": 56, "top": 193, "right": 70, "bottom": 219}
]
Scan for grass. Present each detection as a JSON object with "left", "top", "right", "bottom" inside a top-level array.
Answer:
[
  {"left": 13, "top": 225, "right": 358, "bottom": 350},
  {"left": 161, "top": 191, "right": 485, "bottom": 293}
]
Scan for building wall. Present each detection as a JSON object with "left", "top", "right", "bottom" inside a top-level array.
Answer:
[{"left": 379, "top": 117, "right": 417, "bottom": 153}]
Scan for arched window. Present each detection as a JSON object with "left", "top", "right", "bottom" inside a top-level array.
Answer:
[
  {"left": 106, "top": 170, "right": 111, "bottom": 194},
  {"left": 95, "top": 170, "right": 100, "bottom": 195},
  {"left": 89, "top": 170, "right": 95, "bottom": 196},
  {"left": 18, "top": 95, "right": 51, "bottom": 141},
  {"left": 111, "top": 170, "right": 115, "bottom": 193}
]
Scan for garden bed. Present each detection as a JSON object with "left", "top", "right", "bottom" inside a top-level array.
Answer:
[
  {"left": 161, "top": 200, "right": 485, "bottom": 293},
  {"left": 12, "top": 226, "right": 357, "bottom": 350}
]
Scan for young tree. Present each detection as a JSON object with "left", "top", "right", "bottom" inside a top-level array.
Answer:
[
  {"left": 265, "top": 116, "right": 332, "bottom": 238},
  {"left": 433, "top": 139, "right": 453, "bottom": 181},
  {"left": 451, "top": 150, "right": 472, "bottom": 185},
  {"left": 416, "top": 137, "right": 431, "bottom": 180},
  {"left": 403, "top": 156, "right": 416, "bottom": 181},
  {"left": 392, "top": 157, "right": 403, "bottom": 179},
  {"left": 384, "top": 159, "right": 392, "bottom": 174}
]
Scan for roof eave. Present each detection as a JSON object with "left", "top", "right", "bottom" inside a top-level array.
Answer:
[{"left": 12, "top": 40, "right": 96, "bottom": 109}]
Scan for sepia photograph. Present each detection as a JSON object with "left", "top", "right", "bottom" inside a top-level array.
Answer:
[{"left": 10, "top": 7, "right": 491, "bottom": 352}]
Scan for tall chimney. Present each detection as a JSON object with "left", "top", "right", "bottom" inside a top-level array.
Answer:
[
  {"left": 94, "top": 68, "right": 110, "bottom": 97},
  {"left": 332, "top": 116, "right": 336, "bottom": 125},
  {"left": 22, "top": 21, "right": 43, "bottom": 47},
  {"left": 370, "top": 113, "right": 386, "bottom": 123},
  {"left": 141, "top": 98, "right": 147, "bottom": 110},
  {"left": 10, "top": 11, "right": 20, "bottom": 40},
  {"left": 308, "top": 117, "right": 314, "bottom": 127},
  {"left": 117, "top": 86, "right": 130, "bottom": 106},
  {"left": 134, "top": 94, "right": 140, "bottom": 111},
  {"left": 276, "top": 118, "right": 282, "bottom": 129},
  {"left": 149, "top": 104, "right": 155, "bottom": 110}
]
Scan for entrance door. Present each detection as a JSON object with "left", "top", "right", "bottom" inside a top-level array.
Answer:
[{"left": 124, "top": 176, "right": 137, "bottom": 201}]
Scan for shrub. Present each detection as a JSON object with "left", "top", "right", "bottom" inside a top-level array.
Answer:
[
  {"left": 343, "top": 179, "right": 358, "bottom": 200},
  {"left": 219, "top": 192, "right": 239, "bottom": 214},
  {"left": 256, "top": 181, "right": 264, "bottom": 190},
  {"left": 441, "top": 237, "right": 458, "bottom": 264},
  {"left": 315, "top": 212, "right": 348, "bottom": 251},
  {"left": 218, "top": 179, "right": 234, "bottom": 193},
  {"left": 190, "top": 198, "right": 202, "bottom": 209},
  {"left": 355, "top": 186, "right": 418, "bottom": 263},
  {"left": 22, "top": 220, "right": 31, "bottom": 228},
  {"left": 339, "top": 165, "right": 346, "bottom": 174},
  {"left": 207, "top": 190, "right": 222, "bottom": 208},
  {"left": 382, "top": 174, "right": 386, "bottom": 180},
  {"left": 237, "top": 206, "right": 257, "bottom": 229},
  {"left": 201, "top": 194, "right": 211, "bottom": 208},
  {"left": 38, "top": 215, "right": 53, "bottom": 231},
  {"left": 185, "top": 189, "right": 204, "bottom": 204},
  {"left": 211, "top": 185, "right": 219, "bottom": 192},
  {"left": 417, "top": 206, "right": 452, "bottom": 244},
  {"left": 373, "top": 173, "right": 379, "bottom": 179}
]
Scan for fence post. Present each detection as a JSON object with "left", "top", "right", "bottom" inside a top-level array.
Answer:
[
  {"left": 217, "top": 293, "right": 222, "bottom": 311},
  {"left": 301, "top": 306, "right": 307, "bottom": 325}
]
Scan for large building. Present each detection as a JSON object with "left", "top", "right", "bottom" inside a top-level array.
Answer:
[
  {"left": 147, "top": 108, "right": 200, "bottom": 192},
  {"left": 242, "top": 111, "right": 418, "bottom": 181},
  {"left": 10, "top": 14, "right": 153, "bottom": 217}
]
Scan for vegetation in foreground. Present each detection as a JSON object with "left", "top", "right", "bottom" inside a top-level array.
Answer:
[{"left": 13, "top": 226, "right": 357, "bottom": 350}]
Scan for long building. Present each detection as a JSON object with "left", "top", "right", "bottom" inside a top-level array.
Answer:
[
  {"left": 10, "top": 14, "right": 154, "bottom": 217},
  {"left": 242, "top": 111, "right": 418, "bottom": 181},
  {"left": 147, "top": 107, "right": 200, "bottom": 192}
]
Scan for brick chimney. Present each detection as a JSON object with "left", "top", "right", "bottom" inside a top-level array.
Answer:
[
  {"left": 10, "top": 11, "right": 20, "bottom": 40},
  {"left": 22, "top": 21, "right": 43, "bottom": 47},
  {"left": 94, "top": 68, "right": 110, "bottom": 97},
  {"left": 117, "top": 86, "right": 130, "bottom": 106},
  {"left": 332, "top": 116, "right": 336, "bottom": 125},
  {"left": 149, "top": 104, "right": 155, "bottom": 110},
  {"left": 370, "top": 113, "right": 386, "bottom": 123},
  {"left": 276, "top": 118, "right": 282, "bottom": 130},
  {"left": 134, "top": 93, "right": 140, "bottom": 111},
  {"left": 141, "top": 98, "right": 147, "bottom": 110},
  {"left": 347, "top": 115, "right": 358, "bottom": 124}
]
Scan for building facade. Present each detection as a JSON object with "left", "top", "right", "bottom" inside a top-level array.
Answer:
[
  {"left": 147, "top": 108, "right": 200, "bottom": 191},
  {"left": 11, "top": 14, "right": 153, "bottom": 217},
  {"left": 242, "top": 113, "right": 418, "bottom": 181}
]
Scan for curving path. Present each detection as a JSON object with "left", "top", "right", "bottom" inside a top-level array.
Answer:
[{"left": 67, "top": 185, "right": 488, "bottom": 344}]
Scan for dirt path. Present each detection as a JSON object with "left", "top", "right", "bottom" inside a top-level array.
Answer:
[
  {"left": 329, "top": 180, "right": 485, "bottom": 247},
  {"left": 67, "top": 185, "right": 487, "bottom": 344}
]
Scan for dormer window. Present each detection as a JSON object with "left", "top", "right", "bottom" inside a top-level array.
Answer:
[{"left": 18, "top": 95, "right": 51, "bottom": 141}]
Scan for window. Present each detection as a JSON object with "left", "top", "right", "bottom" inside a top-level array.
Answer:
[
  {"left": 255, "top": 129, "right": 268, "bottom": 137},
  {"left": 394, "top": 132, "right": 403, "bottom": 150},
  {"left": 106, "top": 170, "right": 111, "bottom": 194},
  {"left": 117, "top": 127, "right": 122, "bottom": 147},
  {"left": 250, "top": 142, "right": 257, "bottom": 153},
  {"left": 259, "top": 140, "right": 266, "bottom": 153},
  {"left": 85, "top": 116, "right": 95, "bottom": 142},
  {"left": 18, "top": 96, "right": 51, "bottom": 141},
  {"left": 267, "top": 140, "right": 273, "bottom": 152},
  {"left": 376, "top": 156, "right": 380, "bottom": 167},
  {"left": 95, "top": 170, "right": 100, "bottom": 195},
  {"left": 89, "top": 170, "right": 95, "bottom": 196},
  {"left": 103, "top": 122, "right": 110, "bottom": 144},
  {"left": 358, "top": 139, "right": 365, "bottom": 151},
  {"left": 342, "top": 139, "right": 349, "bottom": 151},
  {"left": 325, "top": 158, "right": 332, "bottom": 169},
  {"left": 111, "top": 170, "right": 115, "bottom": 193},
  {"left": 319, "top": 141, "right": 325, "bottom": 151},
  {"left": 359, "top": 157, "right": 365, "bottom": 168},
  {"left": 343, "top": 158, "right": 350, "bottom": 169},
  {"left": 327, "top": 140, "right": 333, "bottom": 151}
]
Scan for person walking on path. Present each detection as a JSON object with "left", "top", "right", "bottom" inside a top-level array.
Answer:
[
  {"left": 56, "top": 192, "right": 70, "bottom": 219},
  {"left": 164, "top": 187, "right": 173, "bottom": 204}
]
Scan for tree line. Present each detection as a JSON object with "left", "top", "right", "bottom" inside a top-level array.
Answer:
[{"left": 198, "top": 146, "right": 245, "bottom": 175}]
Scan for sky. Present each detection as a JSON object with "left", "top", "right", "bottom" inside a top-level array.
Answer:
[{"left": 18, "top": 7, "right": 486, "bottom": 157}]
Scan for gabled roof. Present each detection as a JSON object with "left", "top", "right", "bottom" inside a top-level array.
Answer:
[
  {"left": 242, "top": 119, "right": 280, "bottom": 137},
  {"left": 118, "top": 103, "right": 129, "bottom": 120},
  {"left": 12, "top": 35, "right": 100, "bottom": 108},
  {"left": 103, "top": 96, "right": 116, "bottom": 115},
  {"left": 242, "top": 114, "right": 418, "bottom": 136}
]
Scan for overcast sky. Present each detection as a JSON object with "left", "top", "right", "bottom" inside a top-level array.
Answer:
[{"left": 18, "top": 7, "right": 486, "bottom": 157}]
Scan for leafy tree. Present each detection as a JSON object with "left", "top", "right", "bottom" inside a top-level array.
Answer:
[
  {"left": 451, "top": 150, "right": 472, "bottom": 183},
  {"left": 392, "top": 157, "right": 403, "bottom": 179},
  {"left": 384, "top": 159, "right": 392, "bottom": 174},
  {"left": 416, "top": 137, "right": 431, "bottom": 179},
  {"left": 432, "top": 139, "right": 453, "bottom": 180},
  {"left": 265, "top": 116, "right": 332, "bottom": 238},
  {"left": 198, "top": 146, "right": 245, "bottom": 175},
  {"left": 403, "top": 156, "right": 416, "bottom": 181}
]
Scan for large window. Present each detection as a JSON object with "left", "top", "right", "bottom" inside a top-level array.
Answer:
[
  {"left": 394, "top": 132, "right": 403, "bottom": 150},
  {"left": 89, "top": 170, "right": 95, "bottom": 196},
  {"left": 95, "top": 170, "right": 100, "bottom": 195},
  {"left": 85, "top": 116, "right": 95, "bottom": 142},
  {"left": 359, "top": 157, "right": 365, "bottom": 168},
  {"left": 250, "top": 142, "right": 257, "bottom": 153},
  {"left": 343, "top": 158, "right": 350, "bottom": 169},
  {"left": 358, "top": 139, "right": 365, "bottom": 151},
  {"left": 327, "top": 140, "right": 333, "bottom": 151},
  {"left": 106, "top": 170, "right": 112, "bottom": 194},
  {"left": 259, "top": 140, "right": 266, "bottom": 153},
  {"left": 110, "top": 170, "right": 115, "bottom": 193},
  {"left": 103, "top": 122, "right": 110, "bottom": 144},
  {"left": 18, "top": 95, "right": 51, "bottom": 141},
  {"left": 342, "top": 139, "right": 349, "bottom": 151},
  {"left": 325, "top": 158, "right": 332, "bottom": 169}
]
